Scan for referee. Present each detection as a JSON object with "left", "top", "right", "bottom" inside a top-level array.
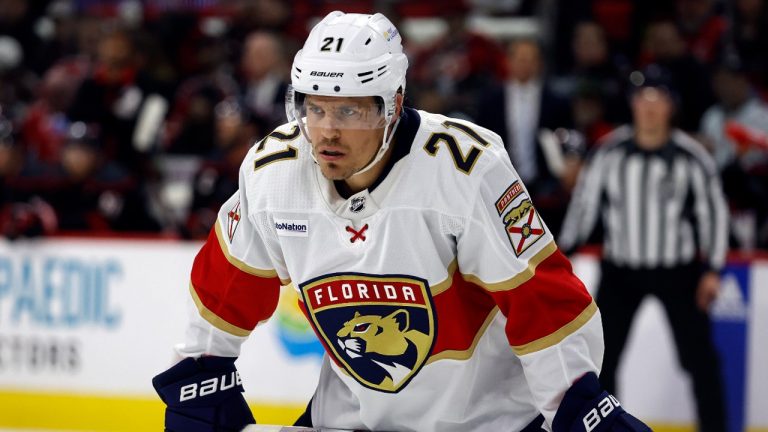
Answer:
[{"left": 559, "top": 65, "right": 728, "bottom": 432}]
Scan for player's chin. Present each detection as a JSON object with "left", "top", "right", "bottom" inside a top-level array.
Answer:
[{"left": 319, "top": 163, "right": 354, "bottom": 181}]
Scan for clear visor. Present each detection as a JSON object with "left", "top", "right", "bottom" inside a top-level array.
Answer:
[{"left": 286, "top": 87, "right": 388, "bottom": 132}]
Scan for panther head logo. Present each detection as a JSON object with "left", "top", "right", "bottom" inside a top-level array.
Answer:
[
  {"left": 300, "top": 274, "right": 436, "bottom": 392},
  {"left": 336, "top": 309, "right": 430, "bottom": 389}
]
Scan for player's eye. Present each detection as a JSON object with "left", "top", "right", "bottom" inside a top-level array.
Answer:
[
  {"left": 353, "top": 323, "right": 370, "bottom": 333},
  {"left": 338, "top": 106, "right": 360, "bottom": 117},
  {"left": 307, "top": 105, "right": 324, "bottom": 115}
]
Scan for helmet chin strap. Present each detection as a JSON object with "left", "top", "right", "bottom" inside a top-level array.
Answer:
[{"left": 351, "top": 115, "right": 401, "bottom": 177}]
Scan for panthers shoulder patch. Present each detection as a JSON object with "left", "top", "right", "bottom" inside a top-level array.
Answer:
[
  {"left": 299, "top": 273, "right": 436, "bottom": 393},
  {"left": 495, "top": 182, "right": 546, "bottom": 256}
]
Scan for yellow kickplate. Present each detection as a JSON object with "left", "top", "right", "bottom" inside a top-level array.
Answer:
[
  {"left": 647, "top": 425, "right": 694, "bottom": 432},
  {"left": 2, "top": 391, "right": 767, "bottom": 432},
  {"left": 0, "top": 390, "right": 305, "bottom": 431}
]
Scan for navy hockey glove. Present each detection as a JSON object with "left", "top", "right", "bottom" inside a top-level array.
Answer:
[
  {"left": 552, "top": 372, "right": 651, "bottom": 432},
  {"left": 152, "top": 356, "right": 255, "bottom": 432}
]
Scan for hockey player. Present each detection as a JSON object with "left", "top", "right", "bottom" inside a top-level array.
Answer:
[{"left": 153, "top": 11, "right": 651, "bottom": 432}]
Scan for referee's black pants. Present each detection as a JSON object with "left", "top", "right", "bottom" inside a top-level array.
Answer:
[{"left": 597, "top": 261, "right": 726, "bottom": 432}]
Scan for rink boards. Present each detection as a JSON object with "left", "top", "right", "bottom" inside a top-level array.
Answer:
[{"left": 0, "top": 238, "right": 765, "bottom": 431}]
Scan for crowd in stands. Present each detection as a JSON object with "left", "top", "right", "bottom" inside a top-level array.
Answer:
[{"left": 1, "top": 0, "right": 767, "bottom": 250}]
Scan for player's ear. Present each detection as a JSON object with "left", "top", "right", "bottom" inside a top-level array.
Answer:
[{"left": 394, "top": 88, "right": 404, "bottom": 119}]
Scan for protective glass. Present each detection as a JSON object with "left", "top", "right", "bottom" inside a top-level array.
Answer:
[{"left": 286, "top": 87, "right": 387, "bottom": 133}]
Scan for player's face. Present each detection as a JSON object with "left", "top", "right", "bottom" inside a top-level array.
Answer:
[{"left": 304, "top": 95, "right": 386, "bottom": 181}]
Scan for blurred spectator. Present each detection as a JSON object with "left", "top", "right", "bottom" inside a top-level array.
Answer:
[
  {"left": 312, "top": 0, "right": 378, "bottom": 16},
  {"left": 553, "top": 0, "right": 673, "bottom": 74},
  {"left": 148, "top": 11, "right": 229, "bottom": 83},
  {"left": 20, "top": 58, "right": 90, "bottom": 164},
  {"left": 730, "top": 0, "right": 768, "bottom": 91},
  {"left": 227, "top": 0, "right": 310, "bottom": 48},
  {"left": 701, "top": 60, "right": 768, "bottom": 169},
  {"left": 144, "top": 11, "right": 204, "bottom": 81},
  {"left": 72, "top": 14, "right": 104, "bottom": 61},
  {"left": 164, "top": 72, "right": 239, "bottom": 156},
  {"left": 475, "top": 38, "right": 576, "bottom": 236},
  {"left": 184, "top": 98, "right": 261, "bottom": 239},
  {"left": 0, "top": 0, "right": 46, "bottom": 74},
  {"left": 571, "top": 21, "right": 620, "bottom": 83},
  {"left": 0, "top": 125, "right": 21, "bottom": 204},
  {"left": 0, "top": 111, "right": 19, "bottom": 181},
  {"left": 675, "top": 0, "right": 726, "bottom": 64},
  {"left": 160, "top": 13, "right": 241, "bottom": 156},
  {"left": 409, "top": 3, "right": 506, "bottom": 118},
  {"left": 33, "top": 1, "right": 87, "bottom": 72},
  {"left": 239, "top": 31, "right": 289, "bottom": 131},
  {"left": 67, "top": 27, "right": 170, "bottom": 172},
  {"left": 590, "top": 0, "right": 641, "bottom": 54},
  {"left": 29, "top": 122, "right": 161, "bottom": 233},
  {"left": 132, "top": 26, "right": 178, "bottom": 86},
  {"left": 0, "top": 110, "right": 57, "bottom": 238},
  {"left": 0, "top": 0, "right": 767, "bottom": 247},
  {"left": 570, "top": 80, "right": 616, "bottom": 149},
  {"left": 700, "top": 60, "right": 768, "bottom": 249},
  {"left": 468, "top": 0, "right": 539, "bottom": 15},
  {"left": 641, "top": 19, "right": 715, "bottom": 131},
  {"left": 0, "top": 35, "right": 38, "bottom": 120},
  {"left": 553, "top": 20, "right": 628, "bottom": 124}
]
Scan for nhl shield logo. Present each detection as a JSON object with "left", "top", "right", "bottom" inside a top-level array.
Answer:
[
  {"left": 300, "top": 273, "right": 436, "bottom": 393},
  {"left": 503, "top": 198, "right": 545, "bottom": 256},
  {"left": 349, "top": 196, "right": 366, "bottom": 213}
]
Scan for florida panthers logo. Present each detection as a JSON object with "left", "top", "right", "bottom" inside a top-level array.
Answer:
[
  {"left": 336, "top": 309, "right": 431, "bottom": 389},
  {"left": 300, "top": 273, "right": 436, "bottom": 393}
]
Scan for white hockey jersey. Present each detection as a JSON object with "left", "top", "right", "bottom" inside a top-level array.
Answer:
[{"left": 179, "top": 108, "right": 604, "bottom": 432}]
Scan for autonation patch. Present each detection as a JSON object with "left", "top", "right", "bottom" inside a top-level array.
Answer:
[{"left": 274, "top": 218, "right": 309, "bottom": 237}]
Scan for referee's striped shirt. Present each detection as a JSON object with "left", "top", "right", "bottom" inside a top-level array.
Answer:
[{"left": 558, "top": 126, "right": 728, "bottom": 270}]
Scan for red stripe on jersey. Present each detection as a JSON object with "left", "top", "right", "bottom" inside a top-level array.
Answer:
[
  {"left": 190, "top": 226, "right": 281, "bottom": 334},
  {"left": 298, "top": 300, "right": 341, "bottom": 367},
  {"left": 488, "top": 248, "right": 593, "bottom": 348},
  {"left": 430, "top": 270, "right": 497, "bottom": 358}
]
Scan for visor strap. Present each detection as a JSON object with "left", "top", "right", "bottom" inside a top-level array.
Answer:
[{"left": 353, "top": 115, "right": 400, "bottom": 176}]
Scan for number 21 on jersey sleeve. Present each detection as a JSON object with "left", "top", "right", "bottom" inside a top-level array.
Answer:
[
  {"left": 423, "top": 120, "right": 489, "bottom": 175},
  {"left": 253, "top": 125, "right": 301, "bottom": 171}
]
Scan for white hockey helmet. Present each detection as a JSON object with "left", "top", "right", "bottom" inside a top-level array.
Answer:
[{"left": 286, "top": 11, "right": 408, "bottom": 173}]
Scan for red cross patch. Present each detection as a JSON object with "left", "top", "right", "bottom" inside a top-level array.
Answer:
[
  {"left": 345, "top": 224, "right": 369, "bottom": 243},
  {"left": 502, "top": 198, "right": 545, "bottom": 256}
]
